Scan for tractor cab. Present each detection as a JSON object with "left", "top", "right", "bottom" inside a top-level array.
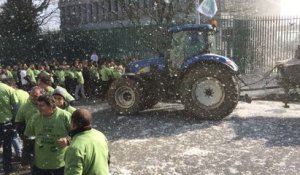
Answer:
[{"left": 168, "top": 24, "right": 216, "bottom": 70}]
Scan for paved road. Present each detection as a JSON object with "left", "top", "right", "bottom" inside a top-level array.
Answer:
[{"left": 1, "top": 100, "right": 300, "bottom": 175}]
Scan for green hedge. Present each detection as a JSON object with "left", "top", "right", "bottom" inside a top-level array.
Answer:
[{"left": 0, "top": 25, "right": 172, "bottom": 64}]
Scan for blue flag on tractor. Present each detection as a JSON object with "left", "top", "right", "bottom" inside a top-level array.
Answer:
[{"left": 197, "top": 0, "right": 218, "bottom": 18}]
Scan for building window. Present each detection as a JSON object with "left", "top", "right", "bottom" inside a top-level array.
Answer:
[
  {"left": 60, "top": 7, "right": 66, "bottom": 25},
  {"left": 148, "top": 0, "right": 154, "bottom": 8},
  {"left": 108, "top": 0, "right": 111, "bottom": 19},
  {"left": 144, "top": 0, "right": 148, "bottom": 8},
  {"left": 108, "top": 0, "right": 111, "bottom": 13},
  {"left": 77, "top": 5, "right": 81, "bottom": 24},
  {"left": 113, "top": 0, "right": 118, "bottom": 12},
  {"left": 89, "top": 3, "right": 93, "bottom": 22},
  {"left": 66, "top": 6, "right": 71, "bottom": 25},
  {"left": 93, "top": 2, "right": 98, "bottom": 22},
  {"left": 82, "top": 4, "right": 87, "bottom": 24},
  {"left": 95, "top": 2, "right": 99, "bottom": 15},
  {"left": 102, "top": 1, "right": 105, "bottom": 15}
]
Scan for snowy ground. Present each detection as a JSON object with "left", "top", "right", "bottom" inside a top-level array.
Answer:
[
  {"left": 77, "top": 100, "right": 300, "bottom": 175},
  {"left": 1, "top": 99, "right": 300, "bottom": 175}
]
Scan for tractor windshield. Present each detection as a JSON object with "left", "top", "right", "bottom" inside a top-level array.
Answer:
[{"left": 169, "top": 30, "right": 213, "bottom": 69}]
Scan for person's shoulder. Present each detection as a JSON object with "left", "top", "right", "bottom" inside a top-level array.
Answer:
[
  {"left": 16, "top": 89, "right": 29, "bottom": 95},
  {"left": 20, "top": 99, "right": 33, "bottom": 108},
  {"left": 67, "top": 142, "right": 84, "bottom": 155},
  {"left": 57, "top": 107, "right": 72, "bottom": 117},
  {"left": 0, "top": 82, "right": 15, "bottom": 92},
  {"left": 68, "top": 106, "right": 76, "bottom": 113},
  {"left": 29, "top": 112, "right": 42, "bottom": 124},
  {"left": 91, "top": 129, "right": 107, "bottom": 139},
  {"left": 0, "top": 82, "right": 8, "bottom": 89}
]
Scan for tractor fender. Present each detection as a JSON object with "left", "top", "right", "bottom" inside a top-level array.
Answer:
[
  {"left": 120, "top": 73, "right": 155, "bottom": 91},
  {"left": 181, "top": 54, "right": 239, "bottom": 73}
]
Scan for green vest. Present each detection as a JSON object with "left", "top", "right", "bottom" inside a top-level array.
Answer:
[{"left": 64, "top": 129, "right": 109, "bottom": 175}]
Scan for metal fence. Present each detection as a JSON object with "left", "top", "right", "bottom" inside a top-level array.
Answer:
[
  {"left": 1, "top": 16, "right": 300, "bottom": 74},
  {"left": 216, "top": 16, "right": 300, "bottom": 74}
]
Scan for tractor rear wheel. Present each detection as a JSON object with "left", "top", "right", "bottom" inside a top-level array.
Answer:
[
  {"left": 107, "top": 78, "right": 143, "bottom": 115},
  {"left": 181, "top": 63, "right": 239, "bottom": 120}
]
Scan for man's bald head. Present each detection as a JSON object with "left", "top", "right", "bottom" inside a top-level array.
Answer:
[{"left": 71, "top": 108, "right": 92, "bottom": 129}]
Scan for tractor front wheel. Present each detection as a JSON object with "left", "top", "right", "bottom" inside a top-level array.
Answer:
[
  {"left": 181, "top": 63, "right": 239, "bottom": 120},
  {"left": 107, "top": 78, "right": 143, "bottom": 115}
]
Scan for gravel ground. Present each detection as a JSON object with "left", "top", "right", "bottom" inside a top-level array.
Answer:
[{"left": 80, "top": 100, "right": 300, "bottom": 175}]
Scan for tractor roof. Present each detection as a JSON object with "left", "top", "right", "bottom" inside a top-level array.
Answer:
[{"left": 168, "top": 24, "right": 214, "bottom": 33}]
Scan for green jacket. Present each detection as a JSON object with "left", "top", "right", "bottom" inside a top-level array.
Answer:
[
  {"left": 99, "top": 66, "right": 112, "bottom": 82},
  {"left": 27, "top": 68, "right": 37, "bottom": 84},
  {"left": 112, "top": 69, "right": 121, "bottom": 79},
  {"left": 15, "top": 89, "right": 29, "bottom": 107},
  {"left": 90, "top": 65, "right": 100, "bottom": 80},
  {"left": 64, "top": 129, "right": 109, "bottom": 175},
  {"left": 75, "top": 70, "right": 84, "bottom": 85},
  {"left": 46, "top": 86, "right": 55, "bottom": 95},
  {"left": 65, "top": 69, "right": 75, "bottom": 79},
  {"left": 34, "top": 70, "right": 41, "bottom": 77},
  {"left": 12, "top": 70, "right": 18, "bottom": 81},
  {"left": 6, "top": 70, "right": 13, "bottom": 79},
  {"left": 62, "top": 105, "right": 76, "bottom": 114},
  {"left": 0, "top": 82, "right": 19, "bottom": 123},
  {"left": 55, "top": 70, "right": 65, "bottom": 86},
  {"left": 15, "top": 100, "right": 38, "bottom": 124}
]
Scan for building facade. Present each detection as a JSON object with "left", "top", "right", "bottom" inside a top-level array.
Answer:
[
  {"left": 59, "top": 0, "right": 192, "bottom": 29},
  {"left": 59, "top": 0, "right": 281, "bottom": 30}
]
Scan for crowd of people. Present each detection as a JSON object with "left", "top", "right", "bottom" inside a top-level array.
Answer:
[
  {"left": 0, "top": 53, "right": 115, "bottom": 174},
  {"left": 0, "top": 55, "right": 125, "bottom": 101}
]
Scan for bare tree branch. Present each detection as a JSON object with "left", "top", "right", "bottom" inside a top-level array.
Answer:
[
  {"left": 35, "top": 0, "right": 51, "bottom": 12},
  {"left": 38, "top": 6, "right": 58, "bottom": 26}
]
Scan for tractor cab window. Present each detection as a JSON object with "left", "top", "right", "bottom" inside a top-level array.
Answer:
[
  {"left": 169, "top": 31, "right": 209, "bottom": 69},
  {"left": 185, "top": 31, "right": 208, "bottom": 57}
]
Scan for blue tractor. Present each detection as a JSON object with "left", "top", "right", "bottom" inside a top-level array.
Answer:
[{"left": 107, "top": 24, "right": 240, "bottom": 119}]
